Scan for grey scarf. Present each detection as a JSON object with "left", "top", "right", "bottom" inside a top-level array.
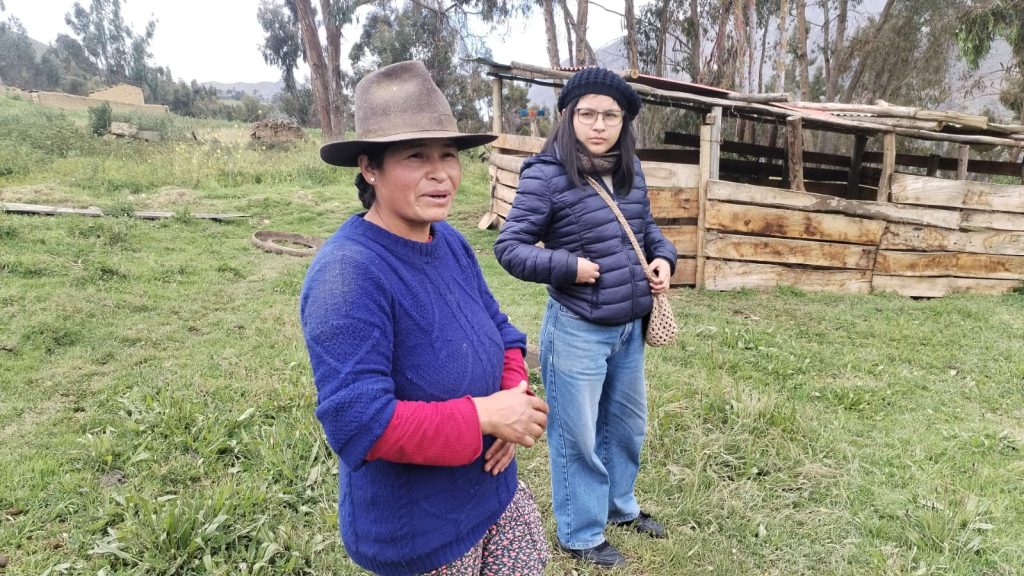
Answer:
[{"left": 576, "top": 145, "right": 620, "bottom": 176}]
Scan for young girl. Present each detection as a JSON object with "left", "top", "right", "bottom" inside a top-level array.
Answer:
[{"left": 494, "top": 67, "right": 676, "bottom": 567}]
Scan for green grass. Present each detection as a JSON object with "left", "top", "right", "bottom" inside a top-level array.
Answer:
[{"left": 2, "top": 97, "right": 1023, "bottom": 575}]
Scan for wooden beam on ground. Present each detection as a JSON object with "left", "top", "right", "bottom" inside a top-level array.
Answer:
[
  {"left": 880, "top": 222, "right": 1024, "bottom": 256},
  {"left": 848, "top": 135, "right": 867, "bottom": 197},
  {"left": 957, "top": 144, "right": 970, "bottom": 180},
  {"left": 1, "top": 203, "right": 103, "bottom": 217},
  {"left": 132, "top": 212, "right": 249, "bottom": 221},
  {"left": 786, "top": 116, "right": 805, "bottom": 192},
  {"left": 706, "top": 179, "right": 962, "bottom": 229},
  {"left": 704, "top": 200, "right": 886, "bottom": 244},
  {"left": 877, "top": 132, "right": 896, "bottom": 202},
  {"left": 704, "top": 231, "right": 877, "bottom": 269},
  {"left": 703, "top": 260, "right": 872, "bottom": 293}
]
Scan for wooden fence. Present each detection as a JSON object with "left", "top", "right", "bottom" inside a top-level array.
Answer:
[{"left": 484, "top": 135, "right": 1024, "bottom": 297}]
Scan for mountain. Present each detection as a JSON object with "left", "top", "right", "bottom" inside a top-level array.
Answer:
[{"left": 204, "top": 80, "right": 284, "bottom": 101}]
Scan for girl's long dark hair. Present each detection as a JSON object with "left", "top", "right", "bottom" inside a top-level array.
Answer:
[{"left": 540, "top": 97, "right": 637, "bottom": 194}]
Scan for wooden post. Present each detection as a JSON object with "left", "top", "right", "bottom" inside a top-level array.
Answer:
[
  {"left": 709, "top": 107, "right": 722, "bottom": 179},
  {"left": 491, "top": 78, "right": 502, "bottom": 135},
  {"left": 786, "top": 116, "right": 805, "bottom": 192},
  {"left": 877, "top": 132, "right": 896, "bottom": 202},
  {"left": 927, "top": 153, "right": 941, "bottom": 177},
  {"left": 848, "top": 134, "right": 867, "bottom": 198},
  {"left": 696, "top": 109, "right": 721, "bottom": 290},
  {"left": 957, "top": 144, "right": 970, "bottom": 180}
]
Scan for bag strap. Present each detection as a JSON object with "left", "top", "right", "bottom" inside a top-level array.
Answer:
[{"left": 584, "top": 175, "right": 655, "bottom": 283}]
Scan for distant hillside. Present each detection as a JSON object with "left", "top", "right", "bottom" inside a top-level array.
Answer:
[
  {"left": 28, "top": 36, "right": 49, "bottom": 59},
  {"left": 205, "top": 80, "right": 283, "bottom": 101}
]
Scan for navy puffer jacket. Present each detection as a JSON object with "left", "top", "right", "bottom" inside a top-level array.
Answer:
[{"left": 494, "top": 153, "right": 677, "bottom": 326}]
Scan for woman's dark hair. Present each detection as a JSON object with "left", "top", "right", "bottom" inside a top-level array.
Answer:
[
  {"left": 540, "top": 97, "right": 637, "bottom": 194},
  {"left": 353, "top": 144, "right": 387, "bottom": 209}
]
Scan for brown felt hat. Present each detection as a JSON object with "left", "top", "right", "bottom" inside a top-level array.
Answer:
[{"left": 320, "top": 60, "right": 497, "bottom": 167}]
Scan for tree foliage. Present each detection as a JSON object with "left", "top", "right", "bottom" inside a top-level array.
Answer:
[
  {"left": 64, "top": 0, "right": 155, "bottom": 86},
  {"left": 956, "top": 0, "right": 1024, "bottom": 118}
]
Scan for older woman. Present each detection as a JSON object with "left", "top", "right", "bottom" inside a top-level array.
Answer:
[
  {"left": 494, "top": 67, "right": 676, "bottom": 567},
  {"left": 300, "top": 60, "right": 549, "bottom": 576}
]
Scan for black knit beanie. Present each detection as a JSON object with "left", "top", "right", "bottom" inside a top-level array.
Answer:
[{"left": 557, "top": 67, "right": 642, "bottom": 117}]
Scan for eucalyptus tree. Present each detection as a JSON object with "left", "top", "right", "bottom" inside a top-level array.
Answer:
[{"left": 64, "top": 0, "right": 155, "bottom": 86}]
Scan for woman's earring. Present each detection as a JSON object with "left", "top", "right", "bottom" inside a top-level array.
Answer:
[{"left": 369, "top": 177, "right": 376, "bottom": 185}]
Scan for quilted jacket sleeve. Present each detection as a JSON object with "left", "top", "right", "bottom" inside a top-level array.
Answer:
[{"left": 494, "top": 163, "right": 578, "bottom": 286}]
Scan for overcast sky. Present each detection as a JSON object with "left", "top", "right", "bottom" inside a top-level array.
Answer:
[{"left": 2, "top": 0, "right": 640, "bottom": 84}]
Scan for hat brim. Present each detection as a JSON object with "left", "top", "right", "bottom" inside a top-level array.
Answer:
[{"left": 320, "top": 131, "right": 498, "bottom": 167}]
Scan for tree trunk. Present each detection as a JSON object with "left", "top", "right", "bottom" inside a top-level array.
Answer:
[
  {"left": 654, "top": 0, "right": 670, "bottom": 76},
  {"left": 689, "top": 0, "right": 701, "bottom": 81},
  {"left": 708, "top": 0, "right": 732, "bottom": 86},
  {"left": 559, "top": 0, "right": 575, "bottom": 66},
  {"left": 294, "top": 0, "right": 337, "bottom": 141},
  {"left": 775, "top": 0, "right": 789, "bottom": 91},
  {"left": 625, "top": 0, "right": 638, "bottom": 70},
  {"left": 842, "top": 0, "right": 896, "bottom": 102},
  {"left": 758, "top": 10, "right": 771, "bottom": 92},
  {"left": 826, "top": 0, "right": 848, "bottom": 102},
  {"left": 575, "top": 0, "right": 593, "bottom": 66},
  {"left": 542, "top": 0, "right": 561, "bottom": 68},
  {"left": 795, "top": 0, "right": 809, "bottom": 99},
  {"left": 821, "top": 0, "right": 831, "bottom": 100},
  {"left": 732, "top": 1, "right": 747, "bottom": 92},
  {"left": 320, "top": 0, "right": 346, "bottom": 140}
]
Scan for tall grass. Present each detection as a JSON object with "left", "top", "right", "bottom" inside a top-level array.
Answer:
[{"left": 1, "top": 97, "right": 1022, "bottom": 575}]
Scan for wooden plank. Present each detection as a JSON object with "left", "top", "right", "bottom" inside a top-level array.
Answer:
[
  {"left": 642, "top": 162, "right": 700, "bottom": 188},
  {"left": 961, "top": 210, "right": 1024, "bottom": 231},
  {"left": 875, "top": 250, "right": 1024, "bottom": 279},
  {"left": 492, "top": 133, "right": 544, "bottom": 154},
  {"left": 891, "top": 173, "right": 1024, "bottom": 213},
  {"left": 492, "top": 78, "right": 503, "bottom": 134},
  {"left": 492, "top": 167, "right": 519, "bottom": 189},
  {"left": 706, "top": 179, "right": 961, "bottom": 229},
  {"left": 670, "top": 258, "right": 697, "bottom": 285},
  {"left": 133, "top": 212, "right": 249, "bottom": 221},
  {"left": 660, "top": 225, "right": 698, "bottom": 256},
  {"left": 494, "top": 182, "right": 518, "bottom": 205},
  {"left": 880, "top": 222, "right": 1024, "bottom": 256},
  {"left": 877, "top": 132, "right": 896, "bottom": 202},
  {"left": 648, "top": 187, "right": 698, "bottom": 219},
  {"left": 957, "top": 144, "right": 970, "bottom": 180},
  {"left": 872, "top": 275, "right": 1023, "bottom": 297},
  {"left": 704, "top": 200, "right": 887, "bottom": 244},
  {"left": 490, "top": 153, "right": 526, "bottom": 174},
  {"left": 2, "top": 203, "right": 103, "bottom": 217},
  {"left": 704, "top": 231, "right": 877, "bottom": 269},
  {"left": 786, "top": 116, "right": 805, "bottom": 192},
  {"left": 703, "top": 259, "right": 872, "bottom": 293},
  {"left": 478, "top": 212, "right": 499, "bottom": 230},
  {"left": 492, "top": 197, "right": 513, "bottom": 219},
  {"left": 696, "top": 119, "right": 714, "bottom": 288},
  {"left": 848, "top": 135, "right": 867, "bottom": 196},
  {"left": 709, "top": 107, "right": 722, "bottom": 180}
]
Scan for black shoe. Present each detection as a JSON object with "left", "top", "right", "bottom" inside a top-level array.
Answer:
[
  {"left": 558, "top": 539, "right": 627, "bottom": 568},
  {"left": 612, "top": 511, "right": 667, "bottom": 538}
]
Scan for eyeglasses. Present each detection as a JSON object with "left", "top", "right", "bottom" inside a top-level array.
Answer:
[{"left": 575, "top": 108, "right": 624, "bottom": 126}]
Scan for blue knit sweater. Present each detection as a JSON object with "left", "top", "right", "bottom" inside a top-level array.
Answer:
[{"left": 299, "top": 215, "right": 526, "bottom": 575}]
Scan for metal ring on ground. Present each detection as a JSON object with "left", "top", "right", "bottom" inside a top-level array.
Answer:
[{"left": 251, "top": 230, "right": 324, "bottom": 257}]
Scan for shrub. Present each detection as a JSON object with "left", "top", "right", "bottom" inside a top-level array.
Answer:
[{"left": 89, "top": 102, "right": 112, "bottom": 135}]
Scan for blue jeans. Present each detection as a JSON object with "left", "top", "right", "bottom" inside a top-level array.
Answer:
[{"left": 539, "top": 299, "right": 647, "bottom": 549}]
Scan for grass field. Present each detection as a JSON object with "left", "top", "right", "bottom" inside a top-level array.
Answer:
[{"left": 2, "top": 95, "right": 1023, "bottom": 575}]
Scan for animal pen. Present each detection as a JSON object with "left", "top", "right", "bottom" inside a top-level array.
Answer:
[{"left": 481, "top": 61, "right": 1024, "bottom": 298}]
